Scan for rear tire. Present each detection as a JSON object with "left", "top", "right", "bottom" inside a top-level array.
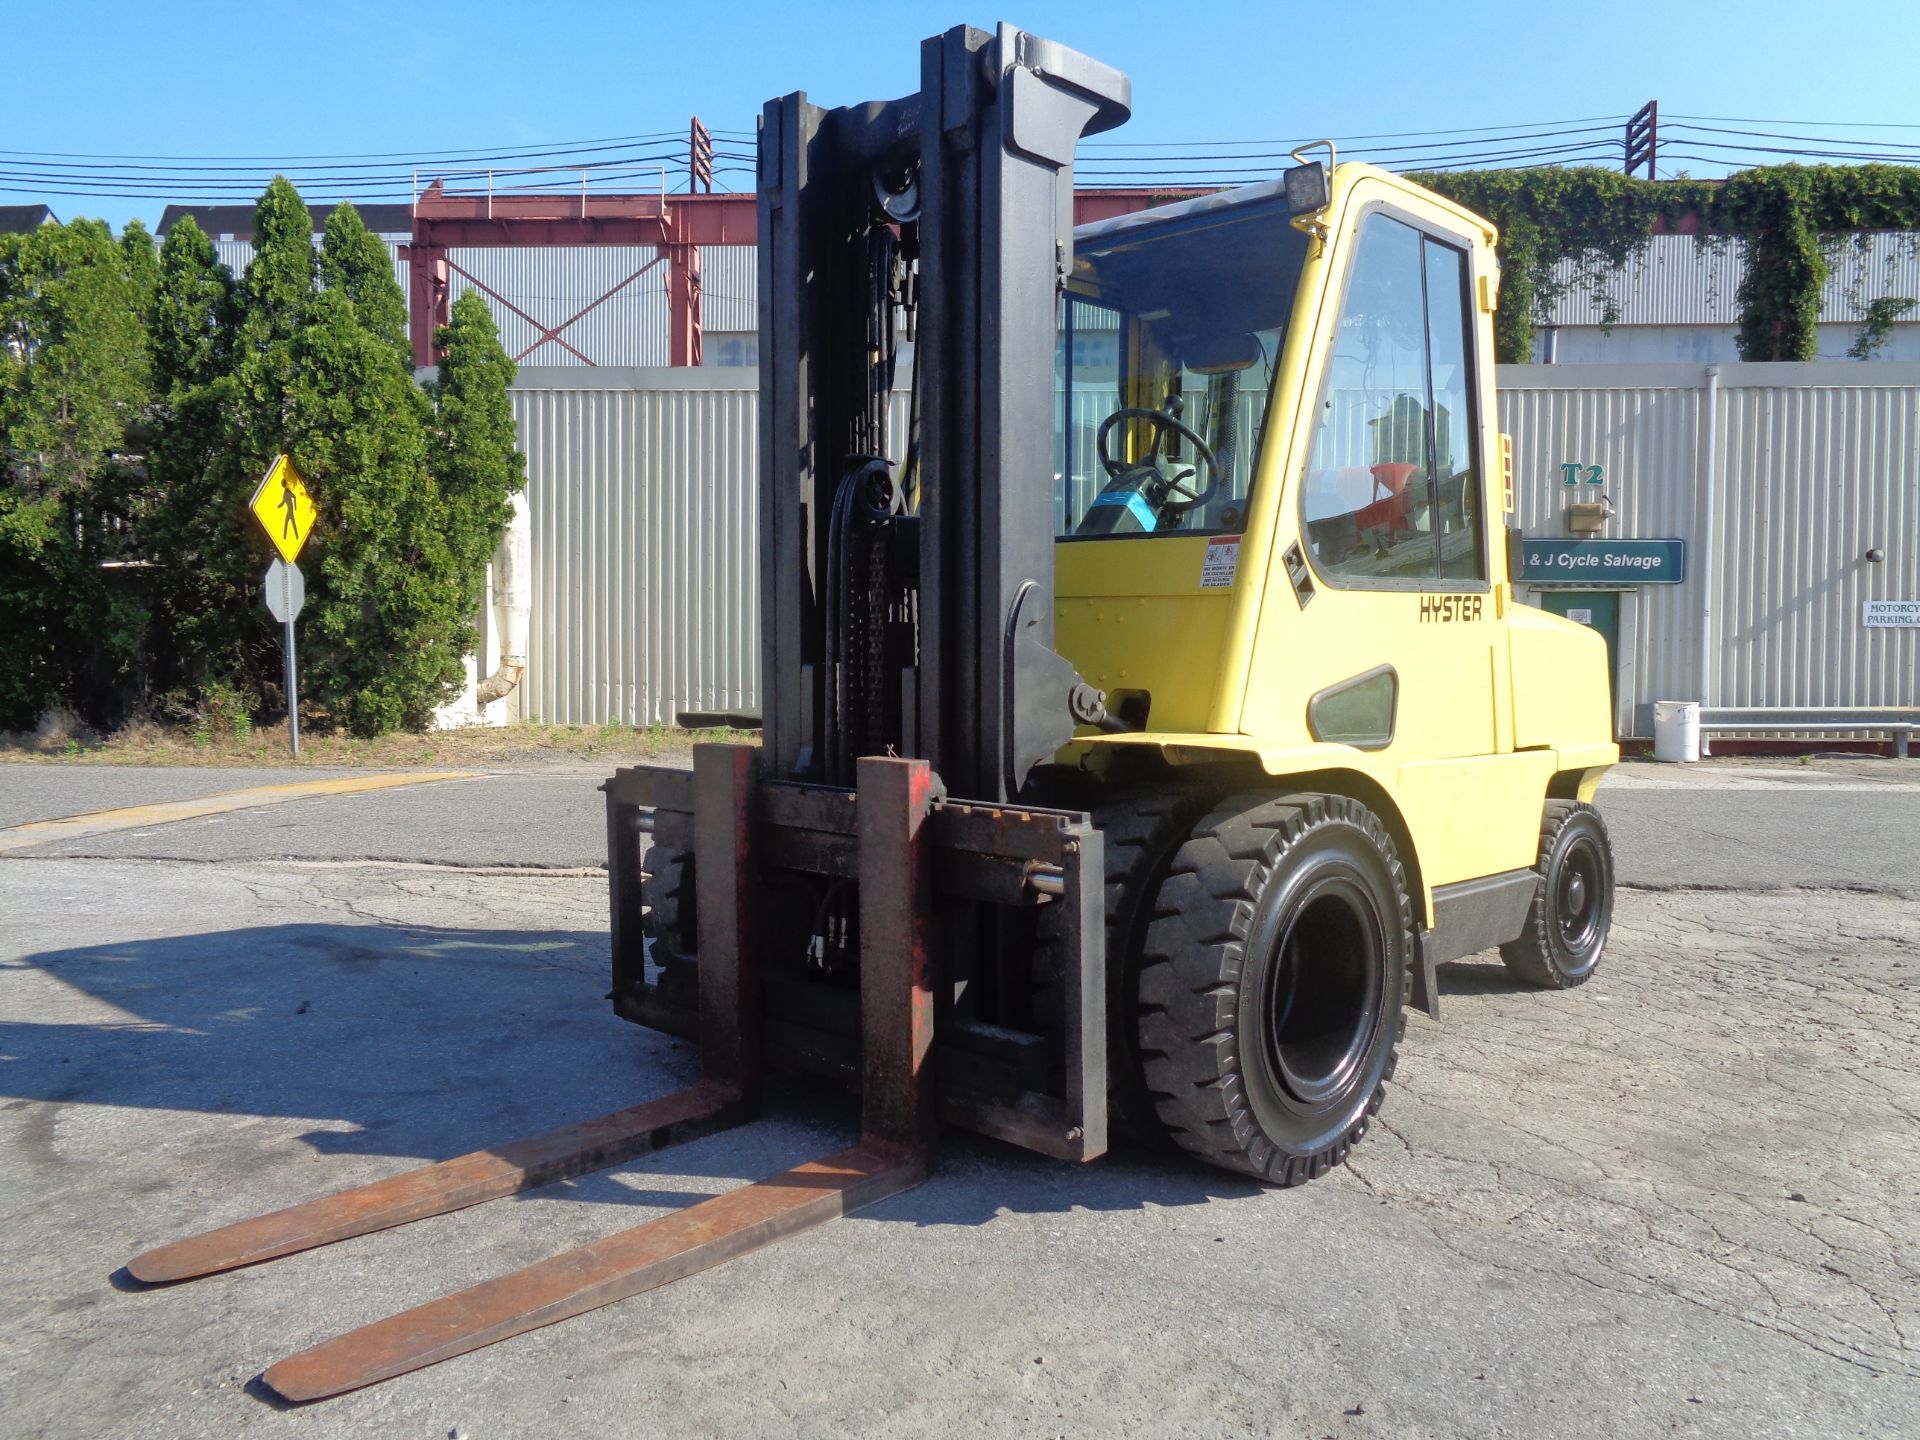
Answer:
[
  {"left": 1137, "top": 793, "right": 1412, "bottom": 1185},
  {"left": 1498, "top": 801, "right": 1613, "bottom": 989}
]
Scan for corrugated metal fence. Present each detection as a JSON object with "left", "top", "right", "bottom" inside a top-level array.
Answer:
[
  {"left": 506, "top": 363, "right": 1918, "bottom": 732},
  {"left": 1500, "top": 362, "right": 1920, "bottom": 734}
]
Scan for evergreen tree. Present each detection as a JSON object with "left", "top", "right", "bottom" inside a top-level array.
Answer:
[
  {"left": 151, "top": 179, "right": 322, "bottom": 718},
  {"left": 431, "top": 290, "right": 526, "bottom": 615},
  {"left": 233, "top": 176, "right": 317, "bottom": 458},
  {"left": 119, "top": 219, "right": 160, "bottom": 317},
  {"left": 154, "top": 177, "right": 320, "bottom": 707},
  {"left": 137, "top": 183, "right": 528, "bottom": 737},
  {"left": 289, "top": 280, "right": 459, "bottom": 734},
  {"left": 145, "top": 218, "right": 253, "bottom": 698},
  {"left": 320, "top": 204, "right": 409, "bottom": 357},
  {"left": 0, "top": 219, "right": 152, "bottom": 725},
  {"left": 149, "top": 215, "right": 235, "bottom": 392},
  {"left": 0, "top": 219, "right": 149, "bottom": 499}
]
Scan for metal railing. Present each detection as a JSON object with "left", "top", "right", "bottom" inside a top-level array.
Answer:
[{"left": 1697, "top": 707, "right": 1917, "bottom": 758}]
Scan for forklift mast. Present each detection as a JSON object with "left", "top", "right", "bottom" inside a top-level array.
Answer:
[{"left": 758, "top": 23, "right": 1129, "bottom": 801}]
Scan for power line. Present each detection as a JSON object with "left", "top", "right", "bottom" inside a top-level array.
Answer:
[
  {"left": 9, "top": 156, "right": 690, "bottom": 185},
  {"left": 0, "top": 160, "right": 712, "bottom": 204},
  {"left": 1082, "top": 114, "right": 1631, "bottom": 148},
  {"left": 1078, "top": 138, "right": 1620, "bottom": 173},
  {"left": 1077, "top": 139, "right": 1622, "bottom": 179},
  {"left": 0, "top": 140, "right": 691, "bottom": 179},
  {"left": 1665, "top": 113, "right": 1920, "bottom": 131},
  {"left": 1085, "top": 124, "right": 1624, "bottom": 155},
  {"left": 1654, "top": 138, "right": 1920, "bottom": 164},
  {"left": 0, "top": 132, "right": 690, "bottom": 163},
  {"left": 1669, "top": 121, "right": 1920, "bottom": 149},
  {"left": 12, "top": 111, "right": 1920, "bottom": 208},
  {"left": 0, "top": 170, "right": 663, "bottom": 198}
]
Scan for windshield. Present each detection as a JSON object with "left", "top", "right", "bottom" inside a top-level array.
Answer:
[{"left": 1055, "top": 199, "right": 1309, "bottom": 539}]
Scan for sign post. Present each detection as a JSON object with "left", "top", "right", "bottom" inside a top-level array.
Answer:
[
  {"left": 249, "top": 455, "right": 318, "bottom": 757},
  {"left": 263, "top": 558, "right": 307, "bottom": 754}
]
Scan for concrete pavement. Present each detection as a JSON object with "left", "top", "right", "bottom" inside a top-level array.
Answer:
[
  {"left": 3, "top": 756, "right": 1916, "bottom": 891},
  {"left": 1, "top": 754, "right": 1916, "bottom": 1438}
]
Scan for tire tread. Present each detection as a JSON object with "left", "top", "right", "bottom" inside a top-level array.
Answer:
[{"left": 1139, "top": 792, "right": 1413, "bottom": 1185}]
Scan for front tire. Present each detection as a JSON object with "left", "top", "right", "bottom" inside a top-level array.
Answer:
[
  {"left": 641, "top": 843, "right": 699, "bottom": 1008},
  {"left": 1137, "top": 793, "right": 1413, "bottom": 1185},
  {"left": 1032, "top": 787, "right": 1218, "bottom": 1143}
]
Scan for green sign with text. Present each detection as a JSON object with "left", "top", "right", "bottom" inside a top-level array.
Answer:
[{"left": 1520, "top": 538, "right": 1686, "bottom": 586}]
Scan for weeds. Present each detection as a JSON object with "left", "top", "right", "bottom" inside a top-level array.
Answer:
[{"left": 0, "top": 718, "right": 760, "bottom": 768}]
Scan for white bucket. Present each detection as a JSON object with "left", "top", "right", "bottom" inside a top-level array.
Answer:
[{"left": 1653, "top": 700, "right": 1701, "bottom": 763}]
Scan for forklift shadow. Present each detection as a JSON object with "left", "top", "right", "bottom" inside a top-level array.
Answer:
[
  {"left": 1436, "top": 957, "right": 1547, "bottom": 997},
  {"left": 8, "top": 921, "right": 1265, "bottom": 1230},
  {"left": 2, "top": 921, "right": 688, "bottom": 1170},
  {"left": 517, "top": 1093, "right": 1271, "bottom": 1228}
]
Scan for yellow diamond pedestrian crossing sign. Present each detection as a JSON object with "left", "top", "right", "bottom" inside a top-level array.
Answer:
[{"left": 249, "top": 454, "right": 317, "bottom": 564}]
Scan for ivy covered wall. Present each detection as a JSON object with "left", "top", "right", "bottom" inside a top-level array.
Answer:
[{"left": 1411, "top": 165, "right": 1920, "bottom": 363}]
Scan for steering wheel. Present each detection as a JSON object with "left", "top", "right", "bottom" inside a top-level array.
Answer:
[{"left": 1095, "top": 404, "right": 1221, "bottom": 509}]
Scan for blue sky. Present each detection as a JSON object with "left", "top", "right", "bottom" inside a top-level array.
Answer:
[{"left": 10, "top": 0, "right": 1920, "bottom": 230}]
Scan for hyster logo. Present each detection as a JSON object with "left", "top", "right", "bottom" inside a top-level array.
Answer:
[{"left": 1419, "top": 594, "right": 1484, "bottom": 623}]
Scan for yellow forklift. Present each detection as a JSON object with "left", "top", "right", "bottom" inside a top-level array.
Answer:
[{"left": 128, "top": 21, "right": 1615, "bottom": 1399}]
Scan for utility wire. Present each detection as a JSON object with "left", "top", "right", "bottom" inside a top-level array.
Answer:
[
  {"left": 13, "top": 110, "right": 1920, "bottom": 206},
  {"left": 0, "top": 140, "right": 691, "bottom": 178},
  {"left": 1083, "top": 114, "right": 1631, "bottom": 147},
  {"left": 1653, "top": 138, "right": 1920, "bottom": 163},
  {"left": 1077, "top": 139, "right": 1621, "bottom": 177},
  {"left": 0, "top": 161, "right": 713, "bottom": 203},
  {"left": 1665, "top": 113, "right": 1920, "bottom": 131},
  {"left": 0, "top": 150, "right": 694, "bottom": 186},
  {"left": 1658, "top": 123, "right": 1920, "bottom": 155},
  {"left": 1083, "top": 122, "right": 1623, "bottom": 159},
  {"left": 1078, "top": 141, "right": 1620, "bottom": 172},
  {"left": 0, "top": 131, "right": 689, "bottom": 163}
]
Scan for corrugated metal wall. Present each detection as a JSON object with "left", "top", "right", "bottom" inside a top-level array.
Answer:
[
  {"left": 213, "top": 236, "right": 411, "bottom": 300},
  {"left": 1500, "top": 368, "right": 1707, "bottom": 721},
  {"left": 510, "top": 368, "right": 759, "bottom": 725},
  {"left": 503, "top": 363, "right": 1917, "bottom": 732},
  {"left": 206, "top": 238, "right": 679, "bottom": 365},
  {"left": 1500, "top": 362, "right": 1920, "bottom": 731},
  {"left": 700, "top": 245, "right": 758, "bottom": 333},
  {"left": 450, "top": 247, "right": 670, "bottom": 365},
  {"left": 1712, "top": 379, "right": 1919, "bottom": 710}
]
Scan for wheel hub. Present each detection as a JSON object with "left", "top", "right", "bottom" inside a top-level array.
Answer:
[
  {"left": 1556, "top": 837, "right": 1604, "bottom": 951},
  {"left": 1263, "top": 882, "right": 1383, "bottom": 1109}
]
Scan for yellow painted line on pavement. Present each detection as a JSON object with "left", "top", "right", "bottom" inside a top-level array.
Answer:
[{"left": 0, "top": 772, "right": 482, "bottom": 854}]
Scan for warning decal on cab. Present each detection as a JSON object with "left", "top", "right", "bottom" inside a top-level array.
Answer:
[{"left": 1200, "top": 535, "right": 1240, "bottom": 589}]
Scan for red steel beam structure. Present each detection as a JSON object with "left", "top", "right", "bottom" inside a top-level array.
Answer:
[{"left": 405, "top": 187, "right": 1201, "bottom": 367}]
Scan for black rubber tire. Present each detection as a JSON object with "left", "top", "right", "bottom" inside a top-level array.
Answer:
[
  {"left": 1137, "top": 792, "right": 1413, "bottom": 1185},
  {"left": 1498, "top": 801, "right": 1614, "bottom": 989},
  {"left": 1032, "top": 787, "right": 1218, "bottom": 1143},
  {"left": 641, "top": 843, "right": 699, "bottom": 1006}
]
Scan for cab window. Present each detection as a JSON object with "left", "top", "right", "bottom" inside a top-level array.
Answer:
[
  {"left": 1055, "top": 200, "right": 1308, "bottom": 540},
  {"left": 1300, "top": 212, "right": 1484, "bottom": 585}
]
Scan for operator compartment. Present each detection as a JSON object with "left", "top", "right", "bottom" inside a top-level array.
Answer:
[{"left": 1054, "top": 186, "right": 1312, "bottom": 733}]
